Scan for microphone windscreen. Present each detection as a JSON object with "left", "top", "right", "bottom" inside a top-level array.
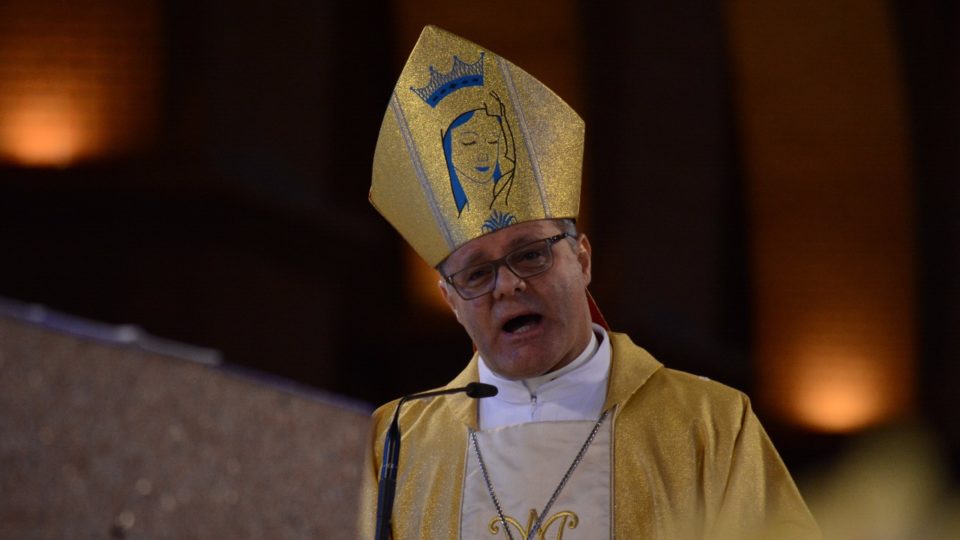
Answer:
[{"left": 465, "top": 382, "right": 498, "bottom": 398}]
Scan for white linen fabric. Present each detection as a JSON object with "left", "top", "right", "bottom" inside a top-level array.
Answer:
[
  {"left": 477, "top": 325, "right": 611, "bottom": 430},
  {"left": 460, "top": 419, "right": 613, "bottom": 540}
]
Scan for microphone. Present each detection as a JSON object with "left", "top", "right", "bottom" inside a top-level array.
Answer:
[
  {"left": 465, "top": 381, "right": 498, "bottom": 398},
  {"left": 374, "top": 382, "right": 498, "bottom": 540}
]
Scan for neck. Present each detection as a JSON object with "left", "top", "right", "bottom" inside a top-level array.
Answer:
[
  {"left": 547, "top": 318, "right": 595, "bottom": 374},
  {"left": 523, "top": 327, "right": 600, "bottom": 394}
]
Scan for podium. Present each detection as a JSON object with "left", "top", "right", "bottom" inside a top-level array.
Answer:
[{"left": 0, "top": 302, "right": 370, "bottom": 538}]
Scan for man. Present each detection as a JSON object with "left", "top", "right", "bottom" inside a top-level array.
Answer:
[{"left": 362, "top": 26, "right": 820, "bottom": 539}]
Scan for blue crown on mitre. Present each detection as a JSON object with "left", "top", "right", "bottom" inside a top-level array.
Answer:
[{"left": 410, "top": 52, "right": 485, "bottom": 107}]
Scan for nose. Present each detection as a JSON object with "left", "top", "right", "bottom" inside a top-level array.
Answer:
[{"left": 491, "top": 262, "right": 526, "bottom": 299}]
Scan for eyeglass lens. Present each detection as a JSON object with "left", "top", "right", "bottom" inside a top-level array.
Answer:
[{"left": 450, "top": 236, "right": 560, "bottom": 298}]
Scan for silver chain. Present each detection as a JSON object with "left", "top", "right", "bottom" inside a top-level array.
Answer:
[
  {"left": 470, "top": 409, "right": 610, "bottom": 540},
  {"left": 470, "top": 432, "right": 514, "bottom": 540}
]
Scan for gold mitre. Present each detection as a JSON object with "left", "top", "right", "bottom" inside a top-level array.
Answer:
[{"left": 370, "top": 25, "right": 585, "bottom": 267}]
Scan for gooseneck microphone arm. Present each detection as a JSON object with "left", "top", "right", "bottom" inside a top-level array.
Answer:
[{"left": 374, "top": 382, "right": 498, "bottom": 540}]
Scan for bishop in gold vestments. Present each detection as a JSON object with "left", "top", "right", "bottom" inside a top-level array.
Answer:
[
  {"left": 359, "top": 333, "right": 820, "bottom": 539},
  {"left": 363, "top": 25, "right": 820, "bottom": 540}
]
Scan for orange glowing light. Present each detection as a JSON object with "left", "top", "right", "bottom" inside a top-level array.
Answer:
[
  {"left": 783, "top": 348, "right": 901, "bottom": 433},
  {"left": 0, "top": 0, "right": 159, "bottom": 167},
  {"left": 727, "top": 0, "right": 916, "bottom": 433},
  {"left": 0, "top": 97, "right": 84, "bottom": 167}
]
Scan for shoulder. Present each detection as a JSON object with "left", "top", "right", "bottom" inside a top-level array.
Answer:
[
  {"left": 649, "top": 367, "right": 750, "bottom": 421},
  {"left": 607, "top": 331, "right": 750, "bottom": 425},
  {"left": 369, "top": 384, "right": 455, "bottom": 434},
  {"left": 368, "top": 358, "right": 481, "bottom": 450},
  {"left": 370, "top": 397, "right": 401, "bottom": 431}
]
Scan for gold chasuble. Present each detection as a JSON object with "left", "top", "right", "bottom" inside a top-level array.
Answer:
[{"left": 359, "top": 333, "right": 821, "bottom": 539}]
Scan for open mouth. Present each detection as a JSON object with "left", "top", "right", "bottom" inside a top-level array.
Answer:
[
  {"left": 502, "top": 314, "right": 542, "bottom": 334},
  {"left": 475, "top": 166, "right": 490, "bottom": 172}
]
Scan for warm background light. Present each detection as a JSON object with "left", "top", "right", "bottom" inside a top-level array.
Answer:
[
  {"left": 0, "top": 0, "right": 159, "bottom": 167},
  {"left": 727, "top": 1, "right": 916, "bottom": 432},
  {"left": 785, "top": 347, "right": 907, "bottom": 433},
  {"left": 405, "top": 246, "right": 451, "bottom": 313},
  {"left": 2, "top": 96, "right": 82, "bottom": 167}
]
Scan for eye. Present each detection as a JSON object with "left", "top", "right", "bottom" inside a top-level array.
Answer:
[
  {"left": 513, "top": 246, "right": 547, "bottom": 267},
  {"left": 463, "top": 266, "right": 493, "bottom": 285}
]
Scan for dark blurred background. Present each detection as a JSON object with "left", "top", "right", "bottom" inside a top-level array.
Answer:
[{"left": 1, "top": 0, "right": 957, "bottom": 497}]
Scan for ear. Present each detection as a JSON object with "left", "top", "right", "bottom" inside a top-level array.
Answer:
[
  {"left": 437, "top": 278, "right": 461, "bottom": 322},
  {"left": 577, "top": 233, "right": 593, "bottom": 287}
]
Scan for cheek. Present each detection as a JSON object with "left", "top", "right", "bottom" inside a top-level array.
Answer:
[
  {"left": 454, "top": 303, "right": 492, "bottom": 337},
  {"left": 544, "top": 268, "right": 586, "bottom": 317}
]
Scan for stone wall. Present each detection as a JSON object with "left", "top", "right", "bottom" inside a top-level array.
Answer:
[{"left": 0, "top": 313, "right": 370, "bottom": 539}]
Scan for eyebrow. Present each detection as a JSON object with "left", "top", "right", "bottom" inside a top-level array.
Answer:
[
  {"left": 506, "top": 234, "right": 541, "bottom": 250},
  {"left": 458, "top": 250, "right": 488, "bottom": 269}
]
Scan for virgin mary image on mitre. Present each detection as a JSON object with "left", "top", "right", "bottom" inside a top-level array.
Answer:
[
  {"left": 370, "top": 26, "right": 584, "bottom": 268},
  {"left": 438, "top": 73, "right": 517, "bottom": 222}
]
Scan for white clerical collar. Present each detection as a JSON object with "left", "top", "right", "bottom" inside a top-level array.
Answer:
[{"left": 477, "top": 325, "right": 611, "bottom": 429}]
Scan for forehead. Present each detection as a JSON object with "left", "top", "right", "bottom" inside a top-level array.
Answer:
[{"left": 445, "top": 220, "right": 562, "bottom": 268}]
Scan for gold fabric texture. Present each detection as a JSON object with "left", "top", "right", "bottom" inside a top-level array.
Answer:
[
  {"left": 358, "top": 332, "right": 821, "bottom": 539},
  {"left": 370, "top": 26, "right": 585, "bottom": 266}
]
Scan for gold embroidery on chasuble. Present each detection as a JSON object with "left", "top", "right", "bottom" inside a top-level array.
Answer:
[{"left": 488, "top": 508, "right": 580, "bottom": 539}]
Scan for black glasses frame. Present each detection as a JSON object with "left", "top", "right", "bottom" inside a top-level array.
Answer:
[{"left": 443, "top": 232, "right": 573, "bottom": 300}]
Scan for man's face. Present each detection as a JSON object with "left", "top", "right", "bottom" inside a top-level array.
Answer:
[{"left": 438, "top": 220, "right": 594, "bottom": 380}]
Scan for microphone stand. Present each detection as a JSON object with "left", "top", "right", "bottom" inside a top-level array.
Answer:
[{"left": 374, "top": 383, "right": 497, "bottom": 540}]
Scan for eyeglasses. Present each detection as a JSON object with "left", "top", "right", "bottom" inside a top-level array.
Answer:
[{"left": 443, "top": 232, "right": 573, "bottom": 300}]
